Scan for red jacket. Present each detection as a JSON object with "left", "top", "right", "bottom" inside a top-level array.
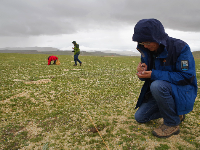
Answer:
[{"left": 48, "top": 56, "right": 58, "bottom": 65}]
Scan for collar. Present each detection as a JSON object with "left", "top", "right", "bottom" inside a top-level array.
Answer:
[{"left": 157, "top": 45, "right": 168, "bottom": 58}]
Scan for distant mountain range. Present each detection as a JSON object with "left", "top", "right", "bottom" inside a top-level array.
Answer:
[
  {"left": 0, "top": 47, "right": 59, "bottom": 51},
  {"left": 0, "top": 47, "right": 140, "bottom": 56}
]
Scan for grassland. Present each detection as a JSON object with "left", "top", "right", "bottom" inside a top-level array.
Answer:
[{"left": 0, "top": 53, "right": 199, "bottom": 150}]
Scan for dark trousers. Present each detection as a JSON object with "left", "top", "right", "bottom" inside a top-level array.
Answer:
[
  {"left": 135, "top": 80, "right": 180, "bottom": 126},
  {"left": 53, "top": 60, "right": 57, "bottom": 64},
  {"left": 74, "top": 54, "right": 81, "bottom": 65}
]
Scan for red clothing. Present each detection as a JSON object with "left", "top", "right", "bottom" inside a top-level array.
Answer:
[{"left": 48, "top": 56, "right": 58, "bottom": 65}]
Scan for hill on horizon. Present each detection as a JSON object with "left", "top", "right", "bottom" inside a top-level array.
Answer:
[
  {"left": 0, "top": 47, "right": 140, "bottom": 56},
  {"left": 0, "top": 47, "right": 199, "bottom": 57}
]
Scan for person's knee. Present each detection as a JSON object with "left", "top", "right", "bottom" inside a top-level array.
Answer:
[
  {"left": 135, "top": 111, "right": 147, "bottom": 123},
  {"left": 150, "top": 80, "right": 161, "bottom": 92},
  {"left": 150, "top": 80, "right": 167, "bottom": 95},
  {"left": 151, "top": 80, "right": 171, "bottom": 93},
  {"left": 150, "top": 81, "right": 164, "bottom": 101},
  {"left": 134, "top": 113, "right": 142, "bottom": 123}
]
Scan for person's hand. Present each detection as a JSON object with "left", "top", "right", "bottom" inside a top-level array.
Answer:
[
  {"left": 137, "top": 62, "right": 147, "bottom": 73},
  {"left": 136, "top": 71, "right": 152, "bottom": 78},
  {"left": 72, "top": 47, "right": 74, "bottom": 49}
]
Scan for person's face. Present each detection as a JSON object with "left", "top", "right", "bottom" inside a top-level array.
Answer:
[{"left": 139, "top": 42, "right": 159, "bottom": 52}]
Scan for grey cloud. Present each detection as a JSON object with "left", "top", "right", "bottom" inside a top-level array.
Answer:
[
  {"left": 110, "top": 0, "right": 200, "bottom": 31},
  {"left": 1, "top": 0, "right": 200, "bottom": 36}
]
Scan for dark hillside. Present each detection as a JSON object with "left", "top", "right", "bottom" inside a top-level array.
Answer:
[{"left": 192, "top": 51, "right": 200, "bottom": 59}]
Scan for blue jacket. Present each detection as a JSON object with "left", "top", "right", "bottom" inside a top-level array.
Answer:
[{"left": 132, "top": 19, "right": 197, "bottom": 115}]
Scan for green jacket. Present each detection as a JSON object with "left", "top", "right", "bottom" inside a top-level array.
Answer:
[{"left": 74, "top": 44, "right": 80, "bottom": 55}]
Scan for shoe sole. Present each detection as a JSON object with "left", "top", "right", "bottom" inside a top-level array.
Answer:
[{"left": 152, "top": 129, "right": 180, "bottom": 138}]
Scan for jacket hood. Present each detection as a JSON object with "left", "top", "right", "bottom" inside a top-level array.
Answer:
[
  {"left": 132, "top": 19, "right": 168, "bottom": 46},
  {"left": 72, "top": 41, "right": 76, "bottom": 44}
]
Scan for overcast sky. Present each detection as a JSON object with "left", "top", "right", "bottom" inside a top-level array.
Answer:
[{"left": 1, "top": 0, "right": 200, "bottom": 53}]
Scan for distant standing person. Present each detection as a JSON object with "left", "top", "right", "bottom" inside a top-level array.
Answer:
[
  {"left": 72, "top": 41, "right": 82, "bottom": 66},
  {"left": 47, "top": 56, "right": 58, "bottom": 65}
]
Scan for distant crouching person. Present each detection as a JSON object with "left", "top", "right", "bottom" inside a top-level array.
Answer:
[{"left": 47, "top": 56, "right": 58, "bottom": 65}]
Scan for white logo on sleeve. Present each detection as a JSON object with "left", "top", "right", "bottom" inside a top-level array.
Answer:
[{"left": 181, "top": 60, "right": 189, "bottom": 71}]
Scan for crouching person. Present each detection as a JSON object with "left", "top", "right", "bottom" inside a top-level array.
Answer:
[
  {"left": 47, "top": 56, "right": 58, "bottom": 65},
  {"left": 132, "top": 18, "right": 197, "bottom": 138}
]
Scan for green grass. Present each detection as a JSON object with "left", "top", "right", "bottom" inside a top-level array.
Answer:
[{"left": 0, "top": 53, "right": 200, "bottom": 149}]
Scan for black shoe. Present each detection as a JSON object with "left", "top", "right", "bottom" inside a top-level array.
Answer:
[{"left": 80, "top": 62, "right": 82, "bottom": 66}]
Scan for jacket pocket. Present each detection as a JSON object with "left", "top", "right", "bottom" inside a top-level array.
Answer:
[{"left": 176, "top": 85, "right": 195, "bottom": 112}]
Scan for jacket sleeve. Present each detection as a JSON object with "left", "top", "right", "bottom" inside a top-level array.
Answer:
[
  {"left": 138, "top": 56, "right": 148, "bottom": 81},
  {"left": 74, "top": 47, "right": 78, "bottom": 55},
  {"left": 74, "top": 47, "right": 80, "bottom": 55},
  {"left": 48, "top": 59, "right": 51, "bottom": 65},
  {"left": 151, "top": 45, "right": 196, "bottom": 85}
]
